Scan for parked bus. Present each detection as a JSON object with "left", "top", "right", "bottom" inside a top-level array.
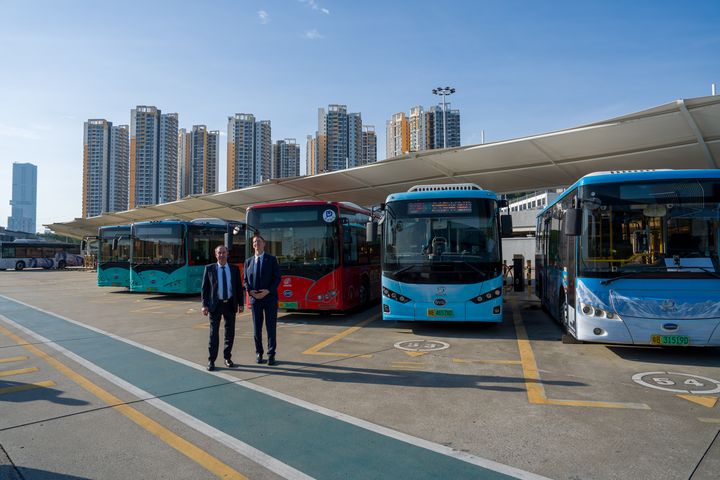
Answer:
[
  {"left": 97, "top": 225, "right": 131, "bottom": 287},
  {"left": 535, "top": 169, "right": 720, "bottom": 346},
  {"left": 375, "top": 184, "right": 512, "bottom": 322},
  {"left": 245, "top": 200, "right": 381, "bottom": 311},
  {"left": 130, "top": 219, "right": 246, "bottom": 294},
  {"left": 0, "top": 240, "right": 83, "bottom": 271}
]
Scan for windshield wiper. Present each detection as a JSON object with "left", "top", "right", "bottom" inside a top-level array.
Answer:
[
  {"left": 453, "top": 260, "right": 488, "bottom": 278},
  {"left": 601, "top": 265, "right": 720, "bottom": 285}
]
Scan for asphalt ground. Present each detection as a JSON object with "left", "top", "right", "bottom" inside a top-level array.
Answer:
[{"left": 1, "top": 270, "right": 719, "bottom": 480}]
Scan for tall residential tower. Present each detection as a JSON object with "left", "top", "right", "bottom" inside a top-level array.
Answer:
[
  {"left": 82, "top": 119, "right": 128, "bottom": 218},
  {"left": 227, "top": 113, "right": 272, "bottom": 190}
]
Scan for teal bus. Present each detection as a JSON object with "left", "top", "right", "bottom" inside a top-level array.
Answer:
[
  {"left": 97, "top": 225, "right": 131, "bottom": 287},
  {"left": 130, "top": 219, "right": 246, "bottom": 294}
]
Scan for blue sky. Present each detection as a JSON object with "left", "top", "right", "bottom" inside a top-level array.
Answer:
[{"left": 1, "top": 0, "right": 718, "bottom": 230}]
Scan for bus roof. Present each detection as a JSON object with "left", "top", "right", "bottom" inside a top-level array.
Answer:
[
  {"left": 247, "top": 200, "right": 371, "bottom": 214},
  {"left": 385, "top": 185, "right": 498, "bottom": 203},
  {"left": 132, "top": 218, "right": 242, "bottom": 227},
  {"left": 537, "top": 169, "right": 720, "bottom": 218},
  {"left": 99, "top": 224, "right": 131, "bottom": 231}
]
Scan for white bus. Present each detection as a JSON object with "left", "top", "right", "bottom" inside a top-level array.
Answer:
[{"left": 0, "top": 240, "right": 84, "bottom": 271}]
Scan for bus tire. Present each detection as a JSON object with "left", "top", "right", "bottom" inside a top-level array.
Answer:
[
  {"left": 15, "top": 261, "right": 25, "bottom": 271},
  {"left": 58, "top": 260, "right": 66, "bottom": 269}
]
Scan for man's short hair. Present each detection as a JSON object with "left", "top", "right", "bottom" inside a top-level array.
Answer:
[
  {"left": 252, "top": 233, "right": 265, "bottom": 242},
  {"left": 215, "top": 244, "right": 228, "bottom": 252}
]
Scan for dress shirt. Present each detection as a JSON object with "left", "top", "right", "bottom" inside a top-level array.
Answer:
[{"left": 216, "top": 262, "right": 232, "bottom": 300}]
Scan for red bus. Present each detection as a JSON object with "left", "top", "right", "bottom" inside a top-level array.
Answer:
[{"left": 245, "top": 201, "right": 381, "bottom": 311}]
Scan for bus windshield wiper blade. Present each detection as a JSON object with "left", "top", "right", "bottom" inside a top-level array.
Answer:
[
  {"left": 455, "top": 260, "right": 487, "bottom": 278},
  {"left": 601, "top": 265, "right": 720, "bottom": 285}
]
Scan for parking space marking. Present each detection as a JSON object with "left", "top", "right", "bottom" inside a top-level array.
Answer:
[
  {"left": 0, "top": 367, "right": 38, "bottom": 378},
  {"left": 676, "top": 395, "right": 719, "bottom": 408},
  {"left": 0, "top": 323, "right": 249, "bottom": 480},
  {"left": 0, "top": 356, "right": 29, "bottom": 364},
  {"left": 452, "top": 358, "right": 522, "bottom": 365},
  {"left": 698, "top": 418, "right": 720, "bottom": 424},
  {"left": 511, "top": 300, "right": 650, "bottom": 410},
  {"left": 302, "top": 315, "right": 377, "bottom": 358},
  {"left": 0, "top": 380, "right": 56, "bottom": 395},
  {"left": 391, "top": 361, "right": 427, "bottom": 370}
]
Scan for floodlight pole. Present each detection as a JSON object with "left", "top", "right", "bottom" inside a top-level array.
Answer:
[{"left": 432, "top": 86, "right": 455, "bottom": 148}]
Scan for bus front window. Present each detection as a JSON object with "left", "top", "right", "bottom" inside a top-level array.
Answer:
[
  {"left": 579, "top": 179, "right": 720, "bottom": 276},
  {"left": 383, "top": 199, "right": 501, "bottom": 284},
  {"left": 133, "top": 225, "right": 186, "bottom": 266}
]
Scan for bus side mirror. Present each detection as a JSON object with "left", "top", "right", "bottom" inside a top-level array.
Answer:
[
  {"left": 111, "top": 238, "right": 119, "bottom": 250},
  {"left": 366, "top": 221, "right": 377, "bottom": 243},
  {"left": 564, "top": 208, "right": 582, "bottom": 236},
  {"left": 224, "top": 233, "right": 232, "bottom": 250},
  {"left": 498, "top": 199, "right": 509, "bottom": 208},
  {"left": 500, "top": 215, "right": 513, "bottom": 238},
  {"left": 81, "top": 240, "right": 87, "bottom": 251}
]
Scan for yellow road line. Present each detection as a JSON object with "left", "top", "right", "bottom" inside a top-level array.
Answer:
[
  {"left": 510, "top": 300, "right": 650, "bottom": 410},
  {"left": 0, "top": 325, "right": 247, "bottom": 480},
  {"left": 698, "top": 417, "right": 720, "bottom": 424},
  {"left": 452, "top": 358, "right": 522, "bottom": 365},
  {"left": 0, "top": 355, "right": 29, "bottom": 363},
  {"left": 302, "top": 316, "right": 376, "bottom": 358},
  {"left": 0, "top": 367, "right": 38, "bottom": 378},
  {"left": 0, "top": 380, "right": 56, "bottom": 395}
]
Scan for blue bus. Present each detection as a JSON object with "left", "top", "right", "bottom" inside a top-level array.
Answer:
[
  {"left": 376, "top": 184, "right": 512, "bottom": 322},
  {"left": 97, "top": 225, "right": 131, "bottom": 287},
  {"left": 535, "top": 169, "right": 720, "bottom": 346},
  {"left": 130, "top": 219, "right": 246, "bottom": 294}
]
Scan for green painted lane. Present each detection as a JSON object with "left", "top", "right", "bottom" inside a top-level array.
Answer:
[{"left": 0, "top": 296, "right": 529, "bottom": 480}]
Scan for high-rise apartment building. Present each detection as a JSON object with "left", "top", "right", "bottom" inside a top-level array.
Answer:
[
  {"left": 129, "top": 106, "right": 179, "bottom": 208},
  {"left": 227, "top": 114, "right": 272, "bottom": 190},
  {"left": 273, "top": 139, "right": 301, "bottom": 178},
  {"left": 8, "top": 163, "right": 37, "bottom": 233},
  {"left": 306, "top": 135, "right": 317, "bottom": 176},
  {"left": 386, "top": 112, "right": 409, "bottom": 158},
  {"left": 82, "top": 119, "right": 128, "bottom": 218},
  {"left": 386, "top": 104, "right": 460, "bottom": 157},
  {"left": 312, "top": 104, "right": 363, "bottom": 173},
  {"left": 177, "top": 128, "right": 190, "bottom": 198},
  {"left": 361, "top": 126, "right": 377, "bottom": 165},
  {"left": 188, "top": 125, "right": 219, "bottom": 195}
]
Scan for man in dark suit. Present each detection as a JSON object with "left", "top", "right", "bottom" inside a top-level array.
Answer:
[
  {"left": 244, "top": 234, "right": 281, "bottom": 365},
  {"left": 201, "top": 245, "right": 244, "bottom": 371}
]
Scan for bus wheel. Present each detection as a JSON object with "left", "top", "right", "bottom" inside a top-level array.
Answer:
[
  {"left": 58, "top": 260, "right": 66, "bottom": 269},
  {"left": 15, "top": 261, "right": 25, "bottom": 271}
]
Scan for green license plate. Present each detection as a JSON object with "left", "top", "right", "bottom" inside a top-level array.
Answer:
[
  {"left": 651, "top": 335, "right": 690, "bottom": 346},
  {"left": 279, "top": 301, "right": 298, "bottom": 309},
  {"left": 427, "top": 308, "right": 454, "bottom": 317}
]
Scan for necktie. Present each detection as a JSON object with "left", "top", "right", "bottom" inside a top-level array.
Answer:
[
  {"left": 220, "top": 265, "right": 229, "bottom": 300},
  {"left": 255, "top": 256, "right": 262, "bottom": 289}
]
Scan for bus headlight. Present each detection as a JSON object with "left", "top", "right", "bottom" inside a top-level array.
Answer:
[
  {"left": 383, "top": 287, "right": 411, "bottom": 303},
  {"left": 579, "top": 302, "right": 620, "bottom": 320},
  {"left": 469, "top": 288, "right": 502, "bottom": 304}
]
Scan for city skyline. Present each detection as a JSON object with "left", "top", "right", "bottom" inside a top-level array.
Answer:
[{"left": 1, "top": 1, "right": 718, "bottom": 230}]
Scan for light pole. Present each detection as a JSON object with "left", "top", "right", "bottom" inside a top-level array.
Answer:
[{"left": 432, "top": 86, "right": 455, "bottom": 148}]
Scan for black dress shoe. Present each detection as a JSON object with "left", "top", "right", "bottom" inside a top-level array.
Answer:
[
  {"left": 207, "top": 362, "right": 216, "bottom": 371},
  {"left": 256, "top": 354, "right": 266, "bottom": 364},
  {"left": 224, "top": 359, "right": 235, "bottom": 368},
  {"left": 268, "top": 356, "right": 277, "bottom": 366}
]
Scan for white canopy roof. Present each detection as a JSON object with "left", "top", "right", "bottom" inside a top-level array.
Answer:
[{"left": 48, "top": 95, "right": 720, "bottom": 239}]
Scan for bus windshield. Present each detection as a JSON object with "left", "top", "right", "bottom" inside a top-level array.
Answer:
[
  {"left": 382, "top": 198, "right": 500, "bottom": 284},
  {"left": 579, "top": 179, "right": 720, "bottom": 277},
  {"left": 99, "top": 227, "right": 130, "bottom": 263},
  {"left": 247, "top": 205, "right": 339, "bottom": 279},
  {"left": 133, "top": 224, "right": 186, "bottom": 266}
]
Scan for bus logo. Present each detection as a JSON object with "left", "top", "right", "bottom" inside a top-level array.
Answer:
[
  {"left": 662, "top": 323, "right": 679, "bottom": 331},
  {"left": 660, "top": 299, "right": 677, "bottom": 312},
  {"left": 434, "top": 298, "right": 446, "bottom": 306},
  {"left": 283, "top": 290, "right": 293, "bottom": 298},
  {"left": 436, "top": 287, "right": 446, "bottom": 295},
  {"left": 283, "top": 278, "right": 291, "bottom": 286},
  {"left": 322, "top": 209, "right": 337, "bottom": 223}
]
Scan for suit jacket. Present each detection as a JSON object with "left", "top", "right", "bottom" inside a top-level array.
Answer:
[
  {"left": 201, "top": 263, "right": 244, "bottom": 313},
  {"left": 244, "top": 253, "right": 281, "bottom": 305}
]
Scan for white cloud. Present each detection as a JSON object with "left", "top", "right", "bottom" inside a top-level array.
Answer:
[
  {"left": 0, "top": 124, "right": 41, "bottom": 140},
  {"left": 303, "top": 29, "right": 324, "bottom": 40},
  {"left": 299, "top": 0, "right": 329, "bottom": 14},
  {"left": 258, "top": 10, "right": 270, "bottom": 24},
  {"left": 321, "top": 8, "right": 330, "bottom": 14}
]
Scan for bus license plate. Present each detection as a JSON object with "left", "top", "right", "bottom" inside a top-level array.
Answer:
[
  {"left": 279, "top": 301, "right": 298, "bottom": 309},
  {"left": 427, "top": 308, "right": 453, "bottom": 318},
  {"left": 651, "top": 335, "right": 690, "bottom": 346}
]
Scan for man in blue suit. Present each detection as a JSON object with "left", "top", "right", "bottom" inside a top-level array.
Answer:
[
  {"left": 201, "top": 245, "right": 244, "bottom": 371},
  {"left": 244, "top": 234, "right": 281, "bottom": 365}
]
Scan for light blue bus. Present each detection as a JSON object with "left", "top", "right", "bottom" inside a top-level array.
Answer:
[
  {"left": 535, "top": 169, "right": 720, "bottom": 346},
  {"left": 130, "top": 219, "right": 246, "bottom": 294},
  {"left": 97, "top": 225, "right": 131, "bottom": 287},
  {"left": 377, "top": 184, "right": 512, "bottom": 322}
]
